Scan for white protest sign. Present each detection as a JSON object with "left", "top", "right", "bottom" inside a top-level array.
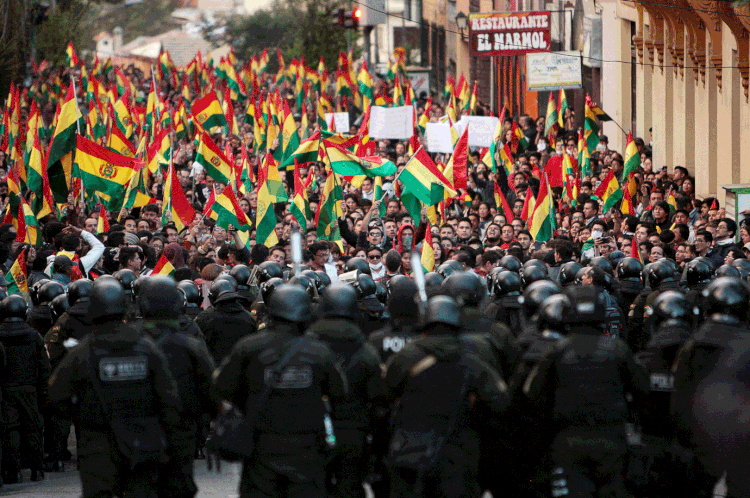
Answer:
[
  {"left": 370, "top": 106, "right": 414, "bottom": 139},
  {"left": 454, "top": 116, "right": 500, "bottom": 147},
  {"left": 324, "top": 112, "right": 350, "bottom": 132},
  {"left": 424, "top": 123, "right": 454, "bottom": 153}
]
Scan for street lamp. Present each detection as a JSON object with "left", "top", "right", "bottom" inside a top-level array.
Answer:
[{"left": 455, "top": 11, "right": 468, "bottom": 41}]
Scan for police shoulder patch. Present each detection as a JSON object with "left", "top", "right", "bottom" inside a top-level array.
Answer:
[{"left": 99, "top": 356, "right": 149, "bottom": 382}]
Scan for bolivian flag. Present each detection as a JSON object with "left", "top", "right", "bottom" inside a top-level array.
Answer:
[
  {"left": 207, "top": 186, "right": 252, "bottom": 231},
  {"left": 421, "top": 223, "right": 435, "bottom": 272},
  {"left": 192, "top": 90, "right": 226, "bottom": 131},
  {"left": 152, "top": 254, "right": 176, "bottom": 277},
  {"left": 97, "top": 204, "right": 110, "bottom": 234},
  {"left": 530, "top": 174, "right": 556, "bottom": 242},
  {"left": 6, "top": 251, "right": 28, "bottom": 296},
  {"left": 322, "top": 140, "right": 397, "bottom": 178},
  {"left": 255, "top": 155, "right": 281, "bottom": 247},
  {"left": 195, "top": 131, "right": 233, "bottom": 185},
  {"left": 66, "top": 42, "right": 79, "bottom": 67},
  {"left": 594, "top": 169, "right": 622, "bottom": 214},
  {"left": 48, "top": 84, "right": 84, "bottom": 203},
  {"left": 72, "top": 135, "right": 143, "bottom": 211},
  {"left": 281, "top": 130, "right": 321, "bottom": 170},
  {"left": 162, "top": 162, "right": 196, "bottom": 231},
  {"left": 398, "top": 146, "right": 456, "bottom": 207},
  {"left": 290, "top": 159, "right": 311, "bottom": 232}
]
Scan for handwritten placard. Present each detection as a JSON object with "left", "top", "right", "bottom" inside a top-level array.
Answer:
[{"left": 370, "top": 106, "right": 414, "bottom": 140}]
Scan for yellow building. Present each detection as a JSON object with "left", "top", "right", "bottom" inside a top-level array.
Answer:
[{"left": 601, "top": 0, "right": 750, "bottom": 202}]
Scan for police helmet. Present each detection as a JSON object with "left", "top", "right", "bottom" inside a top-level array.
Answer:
[
  {"left": 559, "top": 262, "right": 583, "bottom": 287},
  {"left": 732, "top": 258, "right": 750, "bottom": 273},
  {"left": 300, "top": 270, "right": 322, "bottom": 292},
  {"left": 177, "top": 280, "right": 202, "bottom": 308},
  {"left": 257, "top": 261, "right": 283, "bottom": 283},
  {"left": 139, "top": 276, "right": 182, "bottom": 319},
  {"left": 113, "top": 269, "right": 137, "bottom": 293},
  {"left": 39, "top": 281, "right": 65, "bottom": 305},
  {"left": 421, "top": 295, "right": 461, "bottom": 330},
  {"left": 260, "top": 277, "right": 284, "bottom": 304},
  {"left": 498, "top": 255, "right": 522, "bottom": 273},
  {"left": 30, "top": 279, "right": 50, "bottom": 306},
  {"left": 563, "top": 285, "right": 608, "bottom": 326},
  {"left": 50, "top": 294, "right": 69, "bottom": 322},
  {"left": 89, "top": 278, "right": 127, "bottom": 323},
  {"left": 288, "top": 275, "right": 316, "bottom": 299},
  {"left": 536, "top": 294, "right": 572, "bottom": 334},
  {"left": 695, "top": 256, "right": 716, "bottom": 273},
  {"left": 523, "top": 280, "right": 561, "bottom": 317},
  {"left": 648, "top": 260, "right": 677, "bottom": 288},
  {"left": 320, "top": 284, "right": 359, "bottom": 320},
  {"left": 353, "top": 273, "right": 377, "bottom": 299},
  {"left": 608, "top": 251, "right": 626, "bottom": 268},
  {"left": 487, "top": 267, "right": 505, "bottom": 296},
  {"left": 734, "top": 265, "right": 750, "bottom": 281},
  {"left": 424, "top": 272, "right": 445, "bottom": 295},
  {"left": 375, "top": 282, "right": 387, "bottom": 304},
  {"left": 493, "top": 270, "right": 522, "bottom": 297},
  {"left": 315, "top": 271, "right": 331, "bottom": 289},
  {"left": 67, "top": 279, "right": 93, "bottom": 306},
  {"left": 616, "top": 257, "right": 644, "bottom": 282},
  {"left": 589, "top": 256, "right": 614, "bottom": 276},
  {"left": 131, "top": 275, "right": 148, "bottom": 302},
  {"left": 346, "top": 257, "right": 371, "bottom": 276},
  {"left": 437, "top": 260, "right": 463, "bottom": 279},
  {"left": 521, "top": 265, "right": 548, "bottom": 288},
  {"left": 685, "top": 259, "right": 713, "bottom": 287},
  {"left": 652, "top": 290, "right": 692, "bottom": 323},
  {"left": 0, "top": 288, "right": 8, "bottom": 302},
  {"left": 715, "top": 264, "right": 741, "bottom": 279},
  {"left": 387, "top": 277, "right": 419, "bottom": 319},
  {"left": 522, "top": 259, "right": 548, "bottom": 275},
  {"left": 268, "top": 284, "right": 311, "bottom": 323},
  {"left": 703, "top": 277, "right": 750, "bottom": 321},
  {"left": 209, "top": 278, "right": 238, "bottom": 305},
  {"left": 442, "top": 272, "right": 485, "bottom": 307},
  {"left": 1, "top": 295, "right": 28, "bottom": 321},
  {"left": 229, "top": 264, "right": 252, "bottom": 289},
  {"left": 215, "top": 274, "right": 238, "bottom": 290},
  {"left": 641, "top": 262, "right": 656, "bottom": 288}
]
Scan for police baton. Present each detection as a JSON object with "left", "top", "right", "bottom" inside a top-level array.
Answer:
[
  {"left": 290, "top": 229, "right": 303, "bottom": 279},
  {"left": 411, "top": 251, "right": 428, "bottom": 320}
]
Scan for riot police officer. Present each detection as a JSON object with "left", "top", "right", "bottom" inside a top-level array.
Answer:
[
  {"left": 308, "top": 284, "right": 384, "bottom": 498},
  {"left": 138, "top": 276, "right": 216, "bottom": 498},
  {"left": 230, "top": 264, "right": 256, "bottom": 308},
  {"left": 523, "top": 286, "right": 648, "bottom": 498},
  {"left": 354, "top": 273, "right": 386, "bottom": 336},
  {"left": 0, "top": 294, "right": 49, "bottom": 483},
  {"left": 175, "top": 280, "right": 205, "bottom": 339},
  {"left": 517, "top": 279, "right": 561, "bottom": 354},
  {"left": 629, "top": 260, "right": 682, "bottom": 352},
  {"left": 368, "top": 276, "right": 420, "bottom": 363},
  {"left": 383, "top": 295, "right": 509, "bottom": 498},
  {"left": 213, "top": 284, "right": 347, "bottom": 498},
  {"left": 616, "top": 257, "right": 644, "bottom": 311},
  {"left": 484, "top": 270, "right": 525, "bottom": 333},
  {"left": 195, "top": 279, "right": 257, "bottom": 364},
  {"left": 48, "top": 278, "right": 183, "bottom": 498},
  {"left": 27, "top": 281, "right": 64, "bottom": 336}
]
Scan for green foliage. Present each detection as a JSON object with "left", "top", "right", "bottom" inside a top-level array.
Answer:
[
  {"left": 36, "top": 3, "right": 91, "bottom": 66},
  {"left": 227, "top": 0, "right": 359, "bottom": 73}
]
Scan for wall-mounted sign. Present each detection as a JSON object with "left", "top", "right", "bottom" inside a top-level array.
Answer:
[
  {"left": 526, "top": 51, "right": 582, "bottom": 91},
  {"left": 469, "top": 11, "right": 552, "bottom": 57}
]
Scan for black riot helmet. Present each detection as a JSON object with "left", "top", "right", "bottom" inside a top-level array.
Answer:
[
  {"left": 300, "top": 270, "right": 322, "bottom": 292},
  {"left": 589, "top": 256, "right": 614, "bottom": 276},
  {"left": 437, "top": 260, "right": 463, "bottom": 279},
  {"left": 139, "top": 276, "right": 182, "bottom": 319},
  {"left": 177, "top": 280, "right": 202, "bottom": 308},
  {"left": 320, "top": 284, "right": 359, "bottom": 320},
  {"left": 648, "top": 260, "right": 677, "bottom": 288},
  {"left": 387, "top": 276, "right": 419, "bottom": 319},
  {"left": 521, "top": 265, "right": 548, "bottom": 288},
  {"left": 523, "top": 280, "right": 561, "bottom": 318},
  {"left": 703, "top": 277, "right": 750, "bottom": 322},
  {"left": 616, "top": 257, "right": 644, "bottom": 282},
  {"left": 493, "top": 270, "right": 522, "bottom": 297},
  {"left": 487, "top": 267, "right": 505, "bottom": 296},
  {"left": 424, "top": 272, "right": 445, "bottom": 296},
  {"left": 695, "top": 256, "right": 716, "bottom": 273},
  {"left": 0, "top": 288, "right": 8, "bottom": 302},
  {"left": 229, "top": 264, "right": 252, "bottom": 289},
  {"left": 113, "top": 269, "right": 137, "bottom": 295},
  {"left": 131, "top": 275, "right": 148, "bottom": 302},
  {"left": 732, "top": 258, "right": 750, "bottom": 273},
  {"left": 50, "top": 294, "right": 69, "bottom": 322},
  {"left": 608, "top": 251, "right": 626, "bottom": 268},
  {"left": 498, "top": 255, "right": 522, "bottom": 273},
  {"left": 685, "top": 259, "right": 713, "bottom": 287},
  {"left": 257, "top": 261, "right": 283, "bottom": 283},
  {"left": 375, "top": 282, "right": 387, "bottom": 304},
  {"left": 315, "top": 271, "right": 331, "bottom": 289},
  {"left": 67, "top": 279, "right": 93, "bottom": 306},
  {"left": 346, "top": 257, "right": 371, "bottom": 276},
  {"left": 559, "top": 262, "right": 583, "bottom": 287},
  {"left": 442, "top": 271, "right": 485, "bottom": 307},
  {"left": 651, "top": 290, "right": 692, "bottom": 325},
  {"left": 716, "top": 264, "right": 741, "bottom": 279},
  {"left": 1, "top": 295, "right": 28, "bottom": 321},
  {"left": 421, "top": 295, "right": 462, "bottom": 331},
  {"left": 563, "top": 285, "right": 608, "bottom": 327},
  {"left": 89, "top": 278, "right": 127, "bottom": 323},
  {"left": 209, "top": 278, "right": 238, "bottom": 305},
  {"left": 536, "top": 294, "right": 572, "bottom": 334},
  {"left": 641, "top": 262, "right": 656, "bottom": 288},
  {"left": 354, "top": 273, "right": 377, "bottom": 299},
  {"left": 288, "top": 275, "right": 316, "bottom": 299},
  {"left": 522, "top": 259, "right": 548, "bottom": 274},
  {"left": 30, "top": 279, "right": 50, "bottom": 306},
  {"left": 268, "top": 284, "right": 311, "bottom": 323},
  {"left": 260, "top": 277, "right": 284, "bottom": 304},
  {"left": 39, "top": 281, "right": 65, "bottom": 305},
  {"left": 215, "top": 274, "right": 238, "bottom": 290}
]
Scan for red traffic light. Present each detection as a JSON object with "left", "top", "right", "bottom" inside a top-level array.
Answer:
[
  {"left": 354, "top": 8, "right": 361, "bottom": 18},
  {"left": 342, "top": 9, "right": 360, "bottom": 29}
]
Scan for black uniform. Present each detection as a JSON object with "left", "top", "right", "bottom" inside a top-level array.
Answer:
[
  {"left": 307, "top": 318, "right": 385, "bottom": 498},
  {"left": 48, "top": 321, "right": 183, "bottom": 498},
  {"left": 0, "top": 319, "right": 50, "bottom": 478},
  {"left": 368, "top": 322, "right": 419, "bottom": 365},
  {"left": 213, "top": 322, "right": 347, "bottom": 498},
  {"left": 524, "top": 331, "right": 649, "bottom": 498},
  {"left": 460, "top": 308, "right": 519, "bottom": 378},
  {"left": 27, "top": 303, "right": 55, "bottom": 337},
  {"left": 383, "top": 336, "right": 509, "bottom": 498},
  {"left": 485, "top": 295, "right": 525, "bottom": 334},
  {"left": 629, "top": 280, "right": 682, "bottom": 351},
  {"left": 177, "top": 313, "right": 204, "bottom": 339},
  {"left": 141, "top": 319, "right": 216, "bottom": 498},
  {"left": 195, "top": 300, "right": 257, "bottom": 364}
]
